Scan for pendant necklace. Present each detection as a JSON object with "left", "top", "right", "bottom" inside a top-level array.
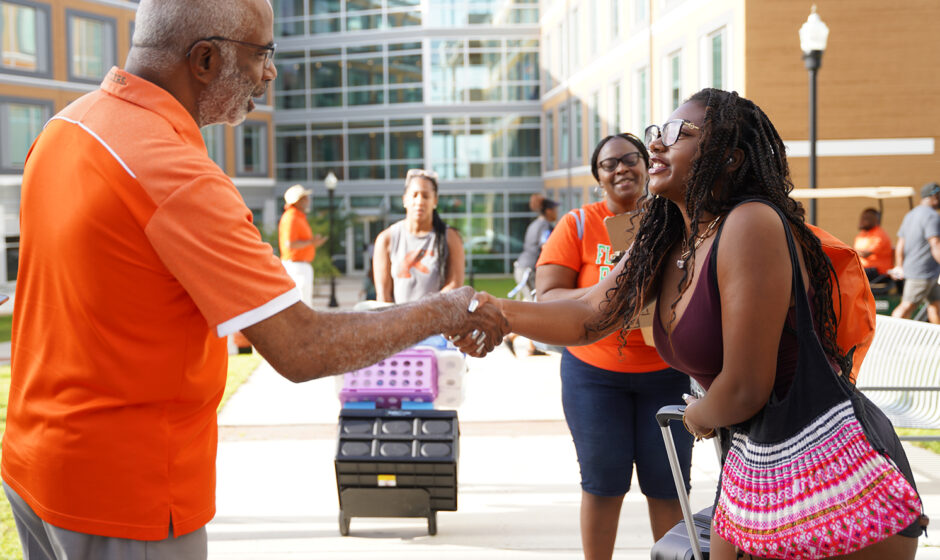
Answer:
[{"left": 677, "top": 215, "right": 723, "bottom": 270}]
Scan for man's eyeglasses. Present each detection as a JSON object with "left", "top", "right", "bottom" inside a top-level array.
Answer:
[
  {"left": 644, "top": 119, "right": 702, "bottom": 148},
  {"left": 598, "top": 152, "right": 644, "bottom": 172},
  {"left": 186, "top": 36, "right": 277, "bottom": 68},
  {"left": 406, "top": 168, "right": 439, "bottom": 181}
]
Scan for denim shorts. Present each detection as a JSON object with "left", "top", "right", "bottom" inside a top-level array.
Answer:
[{"left": 560, "top": 350, "right": 694, "bottom": 499}]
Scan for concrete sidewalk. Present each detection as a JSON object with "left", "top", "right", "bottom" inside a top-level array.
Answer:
[{"left": 210, "top": 276, "right": 940, "bottom": 559}]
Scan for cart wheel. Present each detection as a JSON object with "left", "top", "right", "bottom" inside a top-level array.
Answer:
[
  {"left": 427, "top": 511, "right": 437, "bottom": 536},
  {"left": 339, "top": 511, "right": 350, "bottom": 536}
]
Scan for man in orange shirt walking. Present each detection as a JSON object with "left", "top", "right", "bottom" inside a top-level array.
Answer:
[
  {"left": 2, "top": 1, "right": 507, "bottom": 558},
  {"left": 279, "top": 184, "right": 325, "bottom": 307}
]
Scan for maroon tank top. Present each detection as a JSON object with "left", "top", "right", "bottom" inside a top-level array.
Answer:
[{"left": 653, "top": 226, "right": 800, "bottom": 399}]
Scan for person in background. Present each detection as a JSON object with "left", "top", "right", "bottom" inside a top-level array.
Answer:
[
  {"left": 853, "top": 207, "right": 893, "bottom": 281},
  {"left": 373, "top": 168, "right": 465, "bottom": 303},
  {"left": 505, "top": 194, "right": 559, "bottom": 356},
  {"left": 890, "top": 182, "right": 940, "bottom": 323},
  {"left": 2, "top": 1, "right": 507, "bottom": 557},
  {"left": 536, "top": 133, "right": 691, "bottom": 558},
  {"left": 279, "top": 184, "right": 326, "bottom": 308}
]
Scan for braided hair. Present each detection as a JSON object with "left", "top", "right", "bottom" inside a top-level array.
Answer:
[
  {"left": 592, "top": 88, "right": 845, "bottom": 371},
  {"left": 404, "top": 172, "right": 451, "bottom": 288}
]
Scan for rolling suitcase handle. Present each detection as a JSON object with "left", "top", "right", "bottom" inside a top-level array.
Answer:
[{"left": 656, "top": 404, "right": 704, "bottom": 560}]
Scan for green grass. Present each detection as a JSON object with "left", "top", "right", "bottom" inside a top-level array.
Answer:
[
  {"left": 0, "top": 353, "right": 264, "bottom": 557},
  {"left": 896, "top": 428, "right": 940, "bottom": 454},
  {"left": 0, "top": 316, "right": 10, "bottom": 344},
  {"left": 468, "top": 275, "right": 516, "bottom": 298}
]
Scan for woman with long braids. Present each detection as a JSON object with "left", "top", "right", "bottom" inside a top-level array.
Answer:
[
  {"left": 536, "top": 133, "right": 692, "bottom": 558},
  {"left": 464, "top": 89, "right": 925, "bottom": 558},
  {"left": 373, "top": 168, "right": 465, "bottom": 303}
]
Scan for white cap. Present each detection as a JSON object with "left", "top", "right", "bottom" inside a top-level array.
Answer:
[{"left": 284, "top": 184, "right": 313, "bottom": 205}]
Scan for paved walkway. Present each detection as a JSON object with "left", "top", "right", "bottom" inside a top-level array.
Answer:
[{"left": 208, "top": 277, "right": 940, "bottom": 558}]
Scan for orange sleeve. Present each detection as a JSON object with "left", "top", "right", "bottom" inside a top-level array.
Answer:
[
  {"left": 146, "top": 177, "right": 296, "bottom": 333},
  {"left": 537, "top": 211, "right": 581, "bottom": 271}
]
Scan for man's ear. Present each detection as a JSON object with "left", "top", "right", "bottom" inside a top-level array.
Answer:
[{"left": 187, "top": 41, "right": 219, "bottom": 86}]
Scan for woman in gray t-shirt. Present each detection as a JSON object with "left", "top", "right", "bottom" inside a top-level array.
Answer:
[{"left": 373, "top": 169, "right": 465, "bottom": 303}]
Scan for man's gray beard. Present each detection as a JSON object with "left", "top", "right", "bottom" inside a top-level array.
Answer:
[{"left": 196, "top": 55, "right": 257, "bottom": 127}]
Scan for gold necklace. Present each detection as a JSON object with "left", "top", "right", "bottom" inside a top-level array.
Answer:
[{"left": 677, "top": 215, "right": 723, "bottom": 270}]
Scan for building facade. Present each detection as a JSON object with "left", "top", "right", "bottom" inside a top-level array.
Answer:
[
  {"left": 540, "top": 0, "right": 940, "bottom": 244},
  {"left": 272, "top": 0, "right": 543, "bottom": 275},
  {"left": 0, "top": 0, "right": 277, "bottom": 284}
]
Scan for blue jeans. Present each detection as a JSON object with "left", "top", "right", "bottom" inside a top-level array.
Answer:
[{"left": 560, "top": 350, "right": 693, "bottom": 499}]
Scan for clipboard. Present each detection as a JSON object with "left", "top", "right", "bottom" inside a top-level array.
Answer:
[{"left": 603, "top": 212, "right": 655, "bottom": 346}]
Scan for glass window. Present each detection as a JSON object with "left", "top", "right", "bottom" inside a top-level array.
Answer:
[
  {"left": 348, "top": 131, "right": 385, "bottom": 161},
  {"left": 310, "top": 0, "right": 340, "bottom": 13},
  {"left": 670, "top": 51, "right": 681, "bottom": 111},
  {"left": 635, "top": 0, "right": 647, "bottom": 24},
  {"left": 0, "top": 98, "right": 50, "bottom": 170},
  {"left": 346, "top": 57, "right": 383, "bottom": 87},
  {"left": 311, "top": 59, "right": 342, "bottom": 88},
  {"left": 389, "top": 130, "right": 423, "bottom": 160},
  {"left": 589, "top": 0, "right": 599, "bottom": 55},
  {"left": 709, "top": 29, "right": 725, "bottom": 89},
  {"left": 590, "top": 91, "right": 601, "bottom": 150},
  {"left": 0, "top": 0, "right": 50, "bottom": 75},
  {"left": 275, "top": 56, "right": 306, "bottom": 109},
  {"left": 558, "top": 104, "right": 569, "bottom": 165},
  {"left": 201, "top": 125, "right": 226, "bottom": 170},
  {"left": 273, "top": 0, "right": 304, "bottom": 36},
  {"left": 610, "top": 0, "right": 619, "bottom": 40},
  {"left": 312, "top": 132, "right": 343, "bottom": 162},
  {"left": 635, "top": 66, "right": 648, "bottom": 134},
  {"left": 236, "top": 121, "right": 268, "bottom": 175},
  {"left": 276, "top": 133, "right": 306, "bottom": 165},
  {"left": 506, "top": 127, "right": 539, "bottom": 158},
  {"left": 544, "top": 110, "right": 554, "bottom": 170},
  {"left": 388, "top": 53, "right": 421, "bottom": 84},
  {"left": 572, "top": 98, "right": 583, "bottom": 161},
  {"left": 67, "top": 11, "right": 115, "bottom": 82},
  {"left": 609, "top": 82, "right": 620, "bottom": 135}
]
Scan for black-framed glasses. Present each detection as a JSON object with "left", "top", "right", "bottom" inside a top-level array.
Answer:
[
  {"left": 186, "top": 36, "right": 277, "bottom": 68},
  {"left": 598, "top": 152, "right": 643, "bottom": 172},
  {"left": 644, "top": 119, "right": 702, "bottom": 148}
]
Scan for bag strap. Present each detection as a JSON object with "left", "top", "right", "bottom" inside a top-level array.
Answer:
[{"left": 568, "top": 208, "right": 586, "bottom": 240}]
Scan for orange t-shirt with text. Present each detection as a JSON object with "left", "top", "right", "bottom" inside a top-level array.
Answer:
[
  {"left": 537, "top": 201, "right": 669, "bottom": 372},
  {"left": 279, "top": 205, "right": 315, "bottom": 262},
  {"left": 2, "top": 68, "right": 298, "bottom": 540}
]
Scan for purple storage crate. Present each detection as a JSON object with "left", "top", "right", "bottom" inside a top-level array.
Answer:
[{"left": 340, "top": 349, "right": 438, "bottom": 408}]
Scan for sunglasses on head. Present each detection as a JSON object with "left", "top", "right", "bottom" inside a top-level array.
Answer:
[{"left": 406, "top": 168, "right": 439, "bottom": 181}]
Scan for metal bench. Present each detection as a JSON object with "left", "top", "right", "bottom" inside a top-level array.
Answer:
[{"left": 856, "top": 315, "right": 940, "bottom": 441}]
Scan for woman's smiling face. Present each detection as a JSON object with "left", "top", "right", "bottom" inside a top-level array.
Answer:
[
  {"left": 647, "top": 101, "right": 705, "bottom": 205},
  {"left": 596, "top": 136, "right": 648, "bottom": 212}
]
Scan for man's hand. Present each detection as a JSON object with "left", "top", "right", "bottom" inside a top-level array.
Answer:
[{"left": 443, "top": 289, "right": 508, "bottom": 357}]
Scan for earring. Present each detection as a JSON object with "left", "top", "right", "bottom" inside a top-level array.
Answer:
[
  {"left": 727, "top": 157, "right": 733, "bottom": 165},
  {"left": 593, "top": 185, "right": 605, "bottom": 198}
]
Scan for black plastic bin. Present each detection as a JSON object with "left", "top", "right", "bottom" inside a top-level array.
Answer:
[{"left": 334, "top": 408, "right": 459, "bottom": 535}]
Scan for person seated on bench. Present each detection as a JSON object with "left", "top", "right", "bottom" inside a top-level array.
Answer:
[{"left": 854, "top": 207, "right": 894, "bottom": 282}]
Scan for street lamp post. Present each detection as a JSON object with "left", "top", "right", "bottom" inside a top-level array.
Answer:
[
  {"left": 799, "top": 5, "right": 829, "bottom": 225},
  {"left": 325, "top": 170, "right": 339, "bottom": 308}
]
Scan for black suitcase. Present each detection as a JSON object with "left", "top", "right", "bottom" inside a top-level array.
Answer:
[{"left": 649, "top": 404, "right": 721, "bottom": 560}]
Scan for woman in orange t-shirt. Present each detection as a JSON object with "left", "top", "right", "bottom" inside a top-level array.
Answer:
[{"left": 536, "top": 134, "right": 692, "bottom": 559}]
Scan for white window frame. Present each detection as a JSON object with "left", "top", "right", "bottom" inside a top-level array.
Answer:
[{"left": 236, "top": 120, "right": 269, "bottom": 176}]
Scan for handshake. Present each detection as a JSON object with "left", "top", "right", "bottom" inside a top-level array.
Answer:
[{"left": 441, "top": 287, "right": 511, "bottom": 358}]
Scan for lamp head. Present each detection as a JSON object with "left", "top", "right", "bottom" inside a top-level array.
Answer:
[
  {"left": 799, "top": 5, "right": 829, "bottom": 53},
  {"left": 324, "top": 171, "right": 338, "bottom": 191}
]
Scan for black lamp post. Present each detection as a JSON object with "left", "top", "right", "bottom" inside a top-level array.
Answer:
[
  {"left": 799, "top": 5, "right": 829, "bottom": 225},
  {"left": 325, "top": 170, "right": 339, "bottom": 308}
]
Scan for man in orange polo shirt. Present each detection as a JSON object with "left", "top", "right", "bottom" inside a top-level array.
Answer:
[
  {"left": 278, "top": 184, "right": 325, "bottom": 308},
  {"left": 2, "top": 0, "right": 507, "bottom": 557}
]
